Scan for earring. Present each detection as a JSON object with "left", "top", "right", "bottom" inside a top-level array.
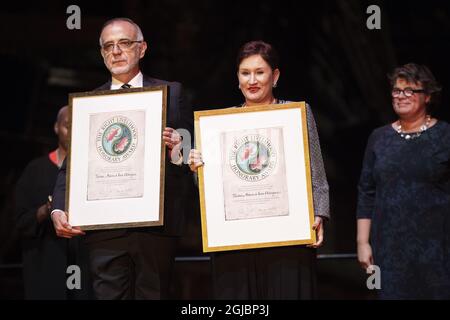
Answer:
[
  {"left": 273, "top": 83, "right": 277, "bottom": 88},
  {"left": 238, "top": 84, "right": 241, "bottom": 89}
]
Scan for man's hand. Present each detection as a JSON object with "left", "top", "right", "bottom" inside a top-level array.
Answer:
[
  {"left": 36, "top": 202, "right": 52, "bottom": 223},
  {"left": 163, "top": 127, "right": 184, "bottom": 163},
  {"left": 307, "top": 216, "right": 324, "bottom": 248},
  {"left": 162, "top": 127, "right": 182, "bottom": 150},
  {"left": 51, "top": 210, "right": 85, "bottom": 238}
]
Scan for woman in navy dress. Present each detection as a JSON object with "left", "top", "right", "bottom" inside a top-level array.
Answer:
[{"left": 357, "top": 63, "right": 450, "bottom": 299}]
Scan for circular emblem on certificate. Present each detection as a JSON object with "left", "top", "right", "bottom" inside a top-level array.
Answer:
[
  {"left": 230, "top": 135, "right": 277, "bottom": 181},
  {"left": 96, "top": 116, "right": 138, "bottom": 162}
]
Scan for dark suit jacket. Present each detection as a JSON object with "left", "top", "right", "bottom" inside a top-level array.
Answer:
[{"left": 52, "top": 75, "right": 193, "bottom": 243}]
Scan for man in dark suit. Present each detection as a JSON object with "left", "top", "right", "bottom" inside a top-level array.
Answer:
[{"left": 50, "top": 17, "right": 193, "bottom": 299}]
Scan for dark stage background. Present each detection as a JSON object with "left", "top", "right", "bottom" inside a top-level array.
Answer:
[{"left": 0, "top": 0, "right": 449, "bottom": 299}]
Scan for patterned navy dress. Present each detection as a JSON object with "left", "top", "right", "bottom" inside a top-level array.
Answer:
[{"left": 357, "top": 121, "right": 450, "bottom": 299}]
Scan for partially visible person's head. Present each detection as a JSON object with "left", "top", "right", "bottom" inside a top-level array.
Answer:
[
  {"left": 99, "top": 18, "right": 147, "bottom": 77},
  {"left": 54, "top": 106, "right": 69, "bottom": 151},
  {"left": 236, "top": 41, "right": 280, "bottom": 106},
  {"left": 389, "top": 63, "right": 441, "bottom": 117}
]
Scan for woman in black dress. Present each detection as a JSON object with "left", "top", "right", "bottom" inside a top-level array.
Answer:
[
  {"left": 357, "top": 63, "right": 450, "bottom": 299},
  {"left": 188, "top": 41, "right": 330, "bottom": 299}
]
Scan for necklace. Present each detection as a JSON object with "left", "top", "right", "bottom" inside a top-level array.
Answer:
[
  {"left": 242, "top": 98, "right": 277, "bottom": 108},
  {"left": 396, "top": 115, "right": 431, "bottom": 140}
]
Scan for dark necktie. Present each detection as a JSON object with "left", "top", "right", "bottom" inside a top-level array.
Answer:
[{"left": 121, "top": 83, "right": 131, "bottom": 89}]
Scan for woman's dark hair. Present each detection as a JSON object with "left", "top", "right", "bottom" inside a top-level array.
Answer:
[
  {"left": 236, "top": 41, "right": 279, "bottom": 70},
  {"left": 389, "top": 63, "right": 442, "bottom": 109}
]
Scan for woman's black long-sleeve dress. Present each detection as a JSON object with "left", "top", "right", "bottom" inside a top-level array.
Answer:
[
  {"left": 211, "top": 101, "right": 330, "bottom": 299},
  {"left": 15, "top": 154, "right": 93, "bottom": 299},
  {"left": 357, "top": 121, "right": 450, "bottom": 299}
]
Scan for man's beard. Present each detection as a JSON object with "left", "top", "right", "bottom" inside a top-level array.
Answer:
[
  {"left": 107, "top": 59, "right": 138, "bottom": 75},
  {"left": 110, "top": 64, "right": 132, "bottom": 74}
]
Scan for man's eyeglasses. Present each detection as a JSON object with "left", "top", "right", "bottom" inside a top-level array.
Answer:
[
  {"left": 392, "top": 88, "right": 426, "bottom": 98},
  {"left": 101, "top": 39, "right": 143, "bottom": 53}
]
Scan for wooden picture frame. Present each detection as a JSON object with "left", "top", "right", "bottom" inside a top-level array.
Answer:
[{"left": 66, "top": 86, "right": 167, "bottom": 230}]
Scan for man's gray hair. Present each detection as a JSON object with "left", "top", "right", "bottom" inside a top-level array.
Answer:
[{"left": 99, "top": 17, "right": 144, "bottom": 46}]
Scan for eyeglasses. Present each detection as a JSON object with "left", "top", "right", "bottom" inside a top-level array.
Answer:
[
  {"left": 101, "top": 39, "right": 143, "bottom": 53},
  {"left": 392, "top": 88, "right": 426, "bottom": 98}
]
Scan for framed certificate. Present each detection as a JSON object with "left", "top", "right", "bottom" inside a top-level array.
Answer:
[
  {"left": 195, "top": 102, "right": 316, "bottom": 252},
  {"left": 66, "top": 86, "right": 167, "bottom": 230}
]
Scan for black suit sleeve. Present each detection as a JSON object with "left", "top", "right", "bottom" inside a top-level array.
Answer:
[
  {"left": 167, "top": 82, "right": 193, "bottom": 136},
  {"left": 162, "top": 81, "right": 195, "bottom": 236},
  {"left": 176, "top": 83, "right": 194, "bottom": 140},
  {"left": 52, "top": 159, "right": 67, "bottom": 211},
  {"left": 167, "top": 82, "right": 193, "bottom": 170}
]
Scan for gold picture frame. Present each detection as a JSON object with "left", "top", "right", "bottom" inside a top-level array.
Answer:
[{"left": 195, "top": 102, "right": 316, "bottom": 252}]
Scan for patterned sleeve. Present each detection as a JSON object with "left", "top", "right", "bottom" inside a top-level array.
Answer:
[{"left": 306, "top": 104, "right": 330, "bottom": 219}]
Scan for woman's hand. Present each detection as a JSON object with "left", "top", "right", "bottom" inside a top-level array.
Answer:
[
  {"left": 307, "top": 216, "right": 324, "bottom": 248},
  {"left": 188, "top": 149, "right": 204, "bottom": 172},
  {"left": 357, "top": 242, "right": 374, "bottom": 270},
  {"left": 357, "top": 219, "right": 373, "bottom": 270}
]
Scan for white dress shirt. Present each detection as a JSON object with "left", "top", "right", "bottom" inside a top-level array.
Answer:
[{"left": 110, "top": 71, "right": 143, "bottom": 90}]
